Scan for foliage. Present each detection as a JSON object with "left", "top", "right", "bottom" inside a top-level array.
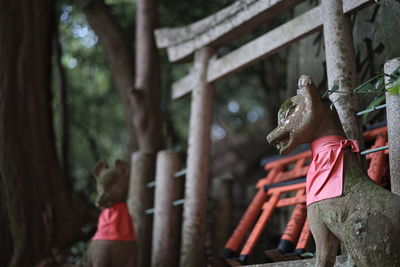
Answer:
[
  {"left": 321, "top": 67, "right": 400, "bottom": 125},
  {"left": 54, "top": 3, "right": 129, "bottom": 202},
  {"left": 323, "top": 66, "right": 400, "bottom": 97}
]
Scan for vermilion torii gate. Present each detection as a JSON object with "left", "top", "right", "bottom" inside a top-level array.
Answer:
[{"left": 154, "top": 0, "right": 400, "bottom": 266}]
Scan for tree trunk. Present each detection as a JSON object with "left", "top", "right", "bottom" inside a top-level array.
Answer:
[
  {"left": 321, "top": 0, "right": 363, "bottom": 143},
  {"left": 79, "top": 0, "right": 164, "bottom": 153},
  {"left": 132, "top": 0, "right": 164, "bottom": 153},
  {"left": 78, "top": 0, "right": 138, "bottom": 154},
  {"left": 53, "top": 18, "right": 71, "bottom": 178},
  {"left": 0, "top": 1, "right": 87, "bottom": 266}
]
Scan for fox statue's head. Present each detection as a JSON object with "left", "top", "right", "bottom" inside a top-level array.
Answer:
[
  {"left": 267, "top": 75, "right": 343, "bottom": 154},
  {"left": 93, "top": 159, "right": 130, "bottom": 208}
]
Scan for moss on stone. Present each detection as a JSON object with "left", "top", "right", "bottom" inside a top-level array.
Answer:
[{"left": 278, "top": 98, "right": 294, "bottom": 121}]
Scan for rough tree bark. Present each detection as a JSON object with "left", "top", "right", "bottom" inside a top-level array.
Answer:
[
  {"left": 53, "top": 19, "right": 71, "bottom": 178},
  {"left": 131, "top": 0, "right": 164, "bottom": 153},
  {"left": 321, "top": 0, "right": 363, "bottom": 143},
  {"left": 0, "top": 1, "right": 88, "bottom": 266}
]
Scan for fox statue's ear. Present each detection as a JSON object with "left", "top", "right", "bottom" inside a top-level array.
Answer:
[
  {"left": 296, "top": 75, "right": 321, "bottom": 112},
  {"left": 297, "top": 75, "right": 320, "bottom": 101},
  {"left": 115, "top": 159, "right": 130, "bottom": 176},
  {"left": 93, "top": 160, "right": 108, "bottom": 178}
]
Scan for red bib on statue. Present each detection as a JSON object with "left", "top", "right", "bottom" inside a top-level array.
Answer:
[
  {"left": 306, "top": 135, "right": 360, "bottom": 206},
  {"left": 92, "top": 202, "right": 136, "bottom": 241}
]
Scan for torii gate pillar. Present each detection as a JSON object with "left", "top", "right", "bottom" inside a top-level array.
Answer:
[{"left": 180, "top": 47, "right": 214, "bottom": 267}]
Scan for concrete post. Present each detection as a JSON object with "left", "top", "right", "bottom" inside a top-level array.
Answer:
[
  {"left": 151, "top": 151, "right": 183, "bottom": 267},
  {"left": 385, "top": 58, "right": 400, "bottom": 196},
  {"left": 180, "top": 46, "right": 214, "bottom": 267},
  {"left": 127, "top": 151, "right": 156, "bottom": 267},
  {"left": 321, "top": 0, "right": 363, "bottom": 143}
]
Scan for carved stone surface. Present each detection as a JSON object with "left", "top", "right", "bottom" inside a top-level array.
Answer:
[
  {"left": 267, "top": 76, "right": 400, "bottom": 267},
  {"left": 87, "top": 160, "right": 137, "bottom": 267},
  {"left": 385, "top": 58, "right": 400, "bottom": 196},
  {"left": 246, "top": 255, "right": 350, "bottom": 267},
  {"left": 93, "top": 160, "right": 130, "bottom": 208}
]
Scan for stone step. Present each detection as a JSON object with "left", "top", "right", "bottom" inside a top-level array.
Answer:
[{"left": 245, "top": 255, "right": 351, "bottom": 267}]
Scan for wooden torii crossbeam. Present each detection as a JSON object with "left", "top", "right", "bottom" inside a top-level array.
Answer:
[{"left": 155, "top": 0, "right": 374, "bottom": 99}]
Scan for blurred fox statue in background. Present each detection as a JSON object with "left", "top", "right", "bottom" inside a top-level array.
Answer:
[{"left": 86, "top": 159, "right": 137, "bottom": 267}]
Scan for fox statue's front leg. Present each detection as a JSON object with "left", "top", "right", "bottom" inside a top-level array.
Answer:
[{"left": 308, "top": 205, "right": 339, "bottom": 267}]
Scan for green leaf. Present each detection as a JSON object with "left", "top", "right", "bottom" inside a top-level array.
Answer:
[
  {"left": 321, "top": 84, "right": 339, "bottom": 99},
  {"left": 374, "top": 76, "right": 385, "bottom": 90},
  {"left": 354, "top": 74, "right": 385, "bottom": 93},
  {"left": 330, "top": 84, "right": 339, "bottom": 92},
  {"left": 387, "top": 84, "right": 400, "bottom": 95},
  {"left": 357, "top": 83, "right": 374, "bottom": 92},
  {"left": 300, "top": 252, "right": 314, "bottom": 258},
  {"left": 387, "top": 77, "right": 400, "bottom": 95}
]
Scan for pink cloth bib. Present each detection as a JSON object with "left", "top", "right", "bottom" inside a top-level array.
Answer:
[
  {"left": 92, "top": 202, "right": 136, "bottom": 241},
  {"left": 306, "top": 135, "right": 359, "bottom": 206}
]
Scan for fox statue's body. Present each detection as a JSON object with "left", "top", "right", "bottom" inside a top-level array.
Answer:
[
  {"left": 267, "top": 76, "right": 400, "bottom": 267},
  {"left": 86, "top": 160, "right": 137, "bottom": 267}
]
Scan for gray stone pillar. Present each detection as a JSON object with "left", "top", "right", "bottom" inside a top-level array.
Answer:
[
  {"left": 151, "top": 151, "right": 183, "bottom": 267},
  {"left": 321, "top": 0, "right": 362, "bottom": 143},
  {"left": 385, "top": 58, "right": 400, "bottom": 196},
  {"left": 128, "top": 152, "right": 155, "bottom": 267},
  {"left": 180, "top": 46, "right": 214, "bottom": 267}
]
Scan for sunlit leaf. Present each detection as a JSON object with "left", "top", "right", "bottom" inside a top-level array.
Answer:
[
  {"left": 388, "top": 84, "right": 400, "bottom": 95},
  {"left": 300, "top": 252, "right": 314, "bottom": 258}
]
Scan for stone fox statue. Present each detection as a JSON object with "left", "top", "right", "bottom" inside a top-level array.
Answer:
[
  {"left": 267, "top": 75, "right": 400, "bottom": 267},
  {"left": 87, "top": 160, "right": 137, "bottom": 267}
]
